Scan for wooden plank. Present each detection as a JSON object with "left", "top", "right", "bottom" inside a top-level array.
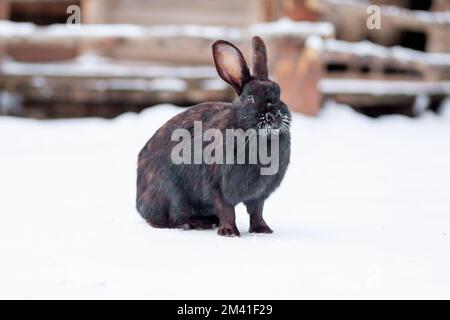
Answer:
[
  {"left": 0, "top": 0, "right": 9, "bottom": 20},
  {"left": 83, "top": 0, "right": 268, "bottom": 27},
  {"left": 0, "top": 0, "right": 7, "bottom": 62},
  {"left": 7, "top": 43, "right": 79, "bottom": 62},
  {"left": 0, "top": 20, "right": 323, "bottom": 64},
  {"left": 282, "top": 0, "right": 320, "bottom": 21},
  {"left": 0, "top": 58, "right": 234, "bottom": 115},
  {"left": 313, "top": 0, "right": 450, "bottom": 52},
  {"left": 427, "top": 26, "right": 450, "bottom": 53},
  {"left": 316, "top": 0, "right": 450, "bottom": 29},
  {"left": 272, "top": 39, "right": 323, "bottom": 115},
  {"left": 8, "top": 0, "right": 80, "bottom": 25},
  {"left": 331, "top": 94, "right": 416, "bottom": 107},
  {"left": 81, "top": 0, "right": 108, "bottom": 24},
  {"left": 307, "top": 37, "right": 450, "bottom": 81}
]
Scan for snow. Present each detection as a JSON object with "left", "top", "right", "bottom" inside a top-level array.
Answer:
[
  {"left": 1, "top": 56, "right": 225, "bottom": 94},
  {"left": 0, "top": 91, "right": 22, "bottom": 114},
  {"left": 412, "top": 95, "right": 431, "bottom": 115},
  {"left": 0, "top": 19, "right": 333, "bottom": 41},
  {"left": 441, "top": 97, "right": 450, "bottom": 119},
  {"left": 248, "top": 18, "right": 335, "bottom": 38},
  {"left": 200, "top": 78, "right": 228, "bottom": 91},
  {"left": 90, "top": 78, "right": 188, "bottom": 92},
  {"left": 0, "top": 21, "right": 36, "bottom": 37},
  {"left": 0, "top": 20, "right": 241, "bottom": 40},
  {"left": 382, "top": 4, "right": 450, "bottom": 25},
  {"left": 306, "top": 36, "right": 450, "bottom": 67},
  {"left": 1, "top": 56, "right": 218, "bottom": 79},
  {"left": 319, "top": 79, "right": 450, "bottom": 96},
  {"left": 324, "top": 0, "right": 450, "bottom": 25},
  {"left": 1, "top": 101, "right": 450, "bottom": 299}
]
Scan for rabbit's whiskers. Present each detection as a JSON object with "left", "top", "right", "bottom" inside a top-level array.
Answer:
[{"left": 257, "top": 111, "right": 290, "bottom": 135}]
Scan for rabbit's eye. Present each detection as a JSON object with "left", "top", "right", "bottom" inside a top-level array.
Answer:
[{"left": 248, "top": 95, "right": 255, "bottom": 103}]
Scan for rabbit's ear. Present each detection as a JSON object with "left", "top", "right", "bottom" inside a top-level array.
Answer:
[
  {"left": 212, "top": 40, "right": 251, "bottom": 95},
  {"left": 252, "top": 36, "right": 268, "bottom": 80}
]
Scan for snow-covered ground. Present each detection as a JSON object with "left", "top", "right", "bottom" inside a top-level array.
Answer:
[{"left": 0, "top": 100, "right": 449, "bottom": 299}]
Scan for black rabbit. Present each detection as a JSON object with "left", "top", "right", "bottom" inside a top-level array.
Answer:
[{"left": 137, "top": 36, "right": 291, "bottom": 237}]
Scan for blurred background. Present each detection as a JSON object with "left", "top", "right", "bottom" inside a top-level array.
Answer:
[{"left": 1, "top": 0, "right": 450, "bottom": 119}]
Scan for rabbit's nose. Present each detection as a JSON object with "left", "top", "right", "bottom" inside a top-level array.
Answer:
[{"left": 267, "top": 112, "right": 276, "bottom": 122}]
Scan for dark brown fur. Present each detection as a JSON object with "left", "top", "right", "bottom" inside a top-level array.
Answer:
[{"left": 137, "top": 37, "right": 291, "bottom": 237}]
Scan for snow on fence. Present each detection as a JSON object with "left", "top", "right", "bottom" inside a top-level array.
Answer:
[
  {"left": 1, "top": 16, "right": 450, "bottom": 117},
  {"left": 0, "top": 19, "right": 334, "bottom": 117},
  {"left": 306, "top": 36, "right": 450, "bottom": 68},
  {"left": 302, "top": 34, "right": 450, "bottom": 113},
  {"left": 0, "top": 55, "right": 231, "bottom": 117},
  {"left": 312, "top": 0, "right": 450, "bottom": 54},
  {"left": 0, "top": 19, "right": 334, "bottom": 43},
  {"left": 317, "top": 0, "right": 450, "bottom": 27},
  {"left": 320, "top": 79, "right": 450, "bottom": 96}
]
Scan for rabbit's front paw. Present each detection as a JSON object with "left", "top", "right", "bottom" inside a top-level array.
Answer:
[{"left": 218, "top": 222, "right": 240, "bottom": 237}]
